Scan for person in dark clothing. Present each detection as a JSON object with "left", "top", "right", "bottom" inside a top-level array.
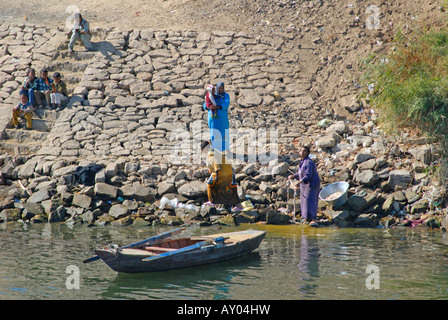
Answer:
[{"left": 288, "top": 146, "right": 321, "bottom": 226}]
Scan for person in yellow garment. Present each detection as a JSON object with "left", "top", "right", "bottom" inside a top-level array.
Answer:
[
  {"left": 201, "top": 141, "right": 243, "bottom": 211},
  {"left": 12, "top": 93, "right": 34, "bottom": 130}
]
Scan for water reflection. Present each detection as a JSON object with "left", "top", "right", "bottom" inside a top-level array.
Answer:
[
  {"left": 102, "top": 253, "right": 262, "bottom": 300},
  {"left": 1, "top": 222, "right": 448, "bottom": 299},
  {"left": 297, "top": 234, "right": 320, "bottom": 296}
]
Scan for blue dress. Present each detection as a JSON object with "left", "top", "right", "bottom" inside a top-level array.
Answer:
[{"left": 204, "top": 92, "right": 230, "bottom": 152}]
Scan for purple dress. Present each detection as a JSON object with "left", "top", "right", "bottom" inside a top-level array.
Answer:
[{"left": 294, "top": 157, "right": 321, "bottom": 220}]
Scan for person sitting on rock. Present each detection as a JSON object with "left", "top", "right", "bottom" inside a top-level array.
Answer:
[
  {"left": 37, "top": 68, "right": 54, "bottom": 108},
  {"left": 68, "top": 13, "right": 94, "bottom": 52},
  {"left": 50, "top": 72, "right": 68, "bottom": 110},
  {"left": 205, "top": 84, "right": 218, "bottom": 119},
  {"left": 19, "top": 68, "right": 39, "bottom": 107},
  {"left": 12, "top": 93, "right": 34, "bottom": 130}
]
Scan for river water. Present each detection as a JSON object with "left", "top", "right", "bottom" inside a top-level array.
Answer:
[{"left": 1, "top": 221, "right": 447, "bottom": 300}]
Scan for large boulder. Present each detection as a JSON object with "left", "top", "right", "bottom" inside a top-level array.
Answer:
[
  {"left": 316, "top": 135, "right": 336, "bottom": 149},
  {"left": 266, "top": 212, "right": 291, "bottom": 224},
  {"left": 388, "top": 170, "right": 412, "bottom": 188},
  {"left": 177, "top": 181, "right": 207, "bottom": 198},
  {"left": 354, "top": 153, "right": 375, "bottom": 164},
  {"left": 326, "top": 121, "right": 349, "bottom": 135},
  {"left": 22, "top": 202, "right": 44, "bottom": 219},
  {"left": 157, "top": 181, "right": 177, "bottom": 196},
  {"left": 347, "top": 192, "right": 378, "bottom": 212},
  {"left": 382, "top": 194, "right": 394, "bottom": 215},
  {"left": 17, "top": 160, "right": 38, "bottom": 179},
  {"left": 408, "top": 145, "right": 432, "bottom": 165},
  {"left": 354, "top": 213, "right": 378, "bottom": 227},
  {"left": 72, "top": 193, "right": 92, "bottom": 209},
  {"left": 330, "top": 209, "right": 353, "bottom": 224},
  {"left": 354, "top": 170, "right": 379, "bottom": 186},
  {"left": 271, "top": 162, "right": 290, "bottom": 176},
  {"left": 411, "top": 200, "right": 429, "bottom": 215},
  {"left": 119, "top": 183, "right": 156, "bottom": 203},
  {"left": 109, "top": 204, "right": 130, "bottom": 218},
  {"left": 104, "top": 162, "right": 119, "bottom": 179},
  {"left": 48, "top": 206, "right": 67, "bottom": 223},
  {"left": 0, "top": 208, "right": 22, "bottom": 222},
  {"left": 27, "top": 188, "right": 50, "bottom": 203},
  {"left": 237, "top": 90, "right": 262, "bottom": 107},
  {"left": 94, "top": 182, "right": 117, "bottom": 199}
]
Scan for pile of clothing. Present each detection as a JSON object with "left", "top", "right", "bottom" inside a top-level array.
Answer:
[{"left": 74, "top": 163, "right": 103, "bottom": 186}]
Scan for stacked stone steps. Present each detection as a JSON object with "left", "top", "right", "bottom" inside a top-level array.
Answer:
[
  {"left": 0, "top": 26, "right": 119, "bottom": 156},
  {"left": 3, "top": 128, "right": 50, "bottom": 142},
  {"left": 1, "top": 24, "right": 324, "bottom": 163},
  {"left": 47, "top": 50, "right": 97, "bottom": 95},
  {"left": 0, "top": 138, "right": 44, "bottom": 155},
  {"left": 0, "top": 109, "right": 57, "bottom": 155},
  {"left": 29, "top": 28, "right": 325, "bottom": 163}
]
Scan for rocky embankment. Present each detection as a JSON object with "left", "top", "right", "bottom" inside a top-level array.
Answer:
[{"left": 0, "top": 22, "right": 447, "bottom": 230}]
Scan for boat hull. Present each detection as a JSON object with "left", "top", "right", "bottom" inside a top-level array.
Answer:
[{"left": 95, "top": 229, "right": 265, "bottom": 273}]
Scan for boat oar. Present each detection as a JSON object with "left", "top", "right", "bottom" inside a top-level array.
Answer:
[
  {"left": 83, "top": 227, "right": 185, "bottom": 263},
  {"left": 142, "top": 236, "right": 228, "bottom": 262}
]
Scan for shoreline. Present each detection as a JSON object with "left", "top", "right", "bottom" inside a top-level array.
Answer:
[{"left": 1, "top": 14, "right": 447, "bottom": 232}]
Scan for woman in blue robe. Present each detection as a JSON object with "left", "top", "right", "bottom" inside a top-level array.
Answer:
[
  {"left": 204, "top": 82, "right": 230, "bottom": 152},
  {"left": 202, "top": 83, "right": 243, "bottom": 211},
  {"left": 288, "top": 146, "right": 321, "bottom": 226}
]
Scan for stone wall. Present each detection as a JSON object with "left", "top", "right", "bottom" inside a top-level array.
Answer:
[
  {"left": 0, "top": 23, "right": 446, "bottom": 229},
  {"left": 36, "top": 27, "right": 317, "bottom": 162}
]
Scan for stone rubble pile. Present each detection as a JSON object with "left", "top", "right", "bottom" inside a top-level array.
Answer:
[{"left": 0, "top": 23, "right": 447, "bottom": 230}]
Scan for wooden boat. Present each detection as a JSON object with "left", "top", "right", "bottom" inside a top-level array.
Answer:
[{"left": 92, "top": 229, "right": 266, "bottom": 273}]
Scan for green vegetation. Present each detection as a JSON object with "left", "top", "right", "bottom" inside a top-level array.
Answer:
[{"left": 363, "top": 27, "right": 448, "bottom": 154}]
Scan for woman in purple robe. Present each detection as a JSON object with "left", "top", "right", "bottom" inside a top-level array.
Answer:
[{"left": 288, "top": 146, "right": 321, "bottom": 226}]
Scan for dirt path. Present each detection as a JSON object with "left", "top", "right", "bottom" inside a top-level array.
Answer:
[{"left": 0, "top": 0, "right": 267, "bottom": 32}]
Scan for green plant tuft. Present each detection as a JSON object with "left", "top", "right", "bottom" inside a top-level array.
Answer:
[{"left": 363, "top": 27, "right": 448, "bottom": 154}]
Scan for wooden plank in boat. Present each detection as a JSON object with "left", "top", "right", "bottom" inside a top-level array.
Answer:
[
  {"left": 144, "top": 246, "right": 177, "bottom": 252},
  {"left": 210, "top": 232, "right": 259, "bottom": 242},
  {"left": 121, "top": 248, "right": 154, "bottom": 256}
]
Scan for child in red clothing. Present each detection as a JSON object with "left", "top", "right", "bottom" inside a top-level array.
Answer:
[{"left": 205, "top": 84, "right": 218, "bottom": 119}]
